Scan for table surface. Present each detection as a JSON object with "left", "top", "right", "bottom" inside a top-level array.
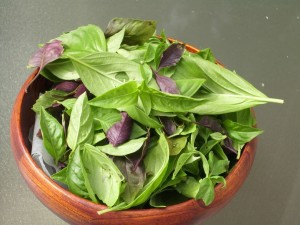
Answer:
[{"left": 1, "top": 1, "right": 299, "bottom": 224}]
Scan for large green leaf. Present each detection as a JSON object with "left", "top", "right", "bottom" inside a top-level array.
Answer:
[
  {"left": 66, "top": 51, "right": 142, "bottom": 96},
  {"left": 40, "top": 108, "right": 67, "bottom": 164},
  {"left": 81, "top": 144, "right": 125, "bottom": 207},
  {"left": 67, "top": 93, "right": 94, "bottom": 150}
]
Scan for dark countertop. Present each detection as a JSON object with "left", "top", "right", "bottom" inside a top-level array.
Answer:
[{"left": 1, "top": 0, "right": 299, "bottom": 224}]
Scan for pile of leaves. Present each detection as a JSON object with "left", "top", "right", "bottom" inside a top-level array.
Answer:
[{"left": 28, "top": 18, "right": 283, "bottom": 213}]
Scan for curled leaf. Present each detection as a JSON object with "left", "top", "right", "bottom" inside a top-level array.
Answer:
[
  {"left": 158, "top": 43, "right": 185, "bottom": 70},
  {"left": 106, "top": 112, "right": 133, "bottom": 146},
  {"left": 73, "top": 84, "right": 87, "bottom": 98},
  {"left": 27, "top": 40, "right": 64, "bottom": 91},
  {"left": 53, "top": 81, "right": 79, "bottom": 92}
]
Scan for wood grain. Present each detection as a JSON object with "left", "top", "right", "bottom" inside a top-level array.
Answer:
[{"left": 10, "top": 43, "right": 257, "bottom": 225}]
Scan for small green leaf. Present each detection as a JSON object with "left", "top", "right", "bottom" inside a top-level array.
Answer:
[
  {"left": 96, "top": 137, "right": 147, "bottom": 156},
  {"left": 32, "top": 90, "right": 69, "bottom": 113},
  {"left": 82, "top": 144, "right": 125, "bottom": 207},
  {"left": 107, "top": 28, "right": 125, "bottom": 53},
  {"left": 67, "top": 93, "right": 94, "bottom": 150},
  {"left": 196, "top": 178, "right": 215, "bottom": 205},
  {"left": 40, "top": 108, "right": 67, "bottom": 164},
  {"left": 167, "top": 136, "right": 188, "bottom": 156},
  {"left": 51, "top": 167, "right": 68, "bottom": 185},
  {"left": 223, "top": 119, "right": 263, "bottom": 143},
  {"left": 89, "top": 81, "right": 139, "bottom": 108}
]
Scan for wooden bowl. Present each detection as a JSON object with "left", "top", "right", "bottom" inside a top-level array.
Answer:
[{"left": 10, "top": 43, "right": 257, "bottom": 225}]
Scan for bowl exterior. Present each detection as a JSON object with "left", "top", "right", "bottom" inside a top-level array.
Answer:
[{"left": 10, "top": 43, "right": 257, "bottom": 225}]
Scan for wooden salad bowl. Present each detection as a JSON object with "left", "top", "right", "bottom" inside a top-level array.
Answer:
[{"left": 10, "top": 43, "right": 257, "bottom": 225}]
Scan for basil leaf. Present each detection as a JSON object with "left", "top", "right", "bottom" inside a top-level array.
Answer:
[
  {"left": 123, "top": 105, "right": 162, "bottom": 128},
  {"left": 223, "top": 119, "right": 263, "bottom": 143},
  {"left": 28, "top": 40, "right": 64, "bottom": 74},
  {"left": 196, "top": 48, "right": 216, "bottom": 63},
  {"left": 40, "top": 108, "right": 67, "bottom": 164},
  {"left": 153, "top": 69, "right": 180, "bottom": 94},
  {"left": 91, "top": 107, "right": 121, "bottom": 132},
  {"left": 32, "top": 89, "right": 69, "bottom": 113},
  {"left": 114, "top": 157, "right": 145, "bottom": 204},
  {"left": 208, "top": 151, "right": 229, "bottom": 176},
  {"left": 51, "top": 167, "right": 68, "bottom": 185},
  {"left": 107, "top": 28, "right": 125, "bottom": 53},
  {"left": 58, "top": 24, "right": 106, "bottom": 52},
  {"left": 66, "top": 148, "right": 90, "bottom": 198},
  {"left": 129, "top": 123, "right": 147, "bottom": 139},
  {"left": 44, "top": 58, "right": 79, "bottom": 80},
  {"left": 196, "top": 178, "right": 215, "bottom": 205},
  {"left": 105, "top": 18, "right": 156, "bottom": 45},
  {"left": 175, "top": 176, "right": 201, "bottom": 199},
  {"left": 67, "top": 93, "right": 94, "bottom": 150},
  {"left": 175, "top": 78, "right": 205, "bottom": 97},
  {"left": 106, "top": 112, "right": 133, "bottom": 146},
  {"left": 167, "top": 136, "right": 188, "bottom": 156},
  {"left": 92, "top": 132, "right": 106, "bottom": 145},
  {"left": 96, "top": 137, "right": 147, "bottom": 156},
  {"left": 89, "top": 81, "right": 139, "bottom": 108},
  {"left": 66, "top": 51, "right": 141, "bottom": 96},
  {"left": 81, "top": 144, "right": 125, "bottom": 207},
  {"left": 141, "top": 85, "right": 203, "bottom": 113},
  {"left": 158, "top": 43, "right": 185, "bottom": 70}
]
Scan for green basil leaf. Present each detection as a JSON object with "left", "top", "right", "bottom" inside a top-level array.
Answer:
[
  {"left": 175, "top": 176, "right": 201, "bottom": 199},
  {"left": 44, "top": 58, "right": 79, "bottom": 80},
  {"left": 167, "top": 136, "right": 188, "bottom": 156},
  {"left": 142, "top": 85, "right": 203, "bottom": 113},
  {"left": 67, "top": 93, "right": 94, "bottom": 150},
  {"left": 175, "top": 78, "right": 205, "bottom": 97},
  {"left": 66, "top": 148, "right": 90, "bottom": 199},
  {"left": 32, "top": 89, "right": 69, "bottom": 113},
  {"left": 58, "top": 24, "right": 107, "bottom": 52},
  {"left": 130, "top": 123, "right": 147, "bottom": 139},
  {"left": 105, "top": 18, "right": 156, "bottom": 45},
  {"left": 196, "top": 178, "right": 215, "bottom": 205},
  {"left": 172, "top": 151, "right": 196, "bottom": 179},
  {"left": 92, "top": 132, "right": 106, "bottom": 145},
  {"left": 81, "top": 144, "right": 125, "bottom": 207},
  {"left": 223, "top": 119, "right": 263, "bottom": 143},
  {"left": 40, "top": 108, "right": 67, "bottom": 164},
  {"left": 51, "top": 167, "right": 68, "bottom": 185},
  {"left": 91, "top": 107, "right": 121, "bottom": 132},
  {"left": 208, "top": 151, "right": 229, "bottom": 176},
  {"left": 199, "top": 152, "right": 210, "bottom": 178},
  {"left": 196, "top": 48, "right": 216, "bottom": 63},
  {"left": 96, "top": 137, "right": 147, "bottom": 156},
  {"left": 123, "top": 105, "right": 162, "bottom": 128},
  {"left": 89, "top": 81, "right": 139, "bottom": 108},
  {"left": 107, "top": 28, "right": 125, "bottom": 53},
  {"left": 66, "top": 51, "right": 142, "bottom": 96}
]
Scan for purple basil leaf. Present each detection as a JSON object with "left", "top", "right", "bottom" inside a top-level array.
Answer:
[
  {"left": 73, "top": 84, "right": 87, "bottom": 98},
  {"left": 26, "top": 40, "right": 64, "bottom": 91},
  {"left": 160, "top": 117, "right": 176, "bottom": 136},
  {"left": 106, "top": 112, "right": 133, "bottom": 146},
  {"left": 158, "top": 43, "right": 185, "bottom": 70},
  {"left": 54, "top": 81, "right": 79, "bottom": 92},
  {"left": 197, "top": 116, "right": 224, "bottom": 133},
  {"left": 28, "top": 40, "right": 64, "bottom": 73},
  {"left": 223, "top": 138, "right": 238, "bottom": 155},
  {"left": 151, "top": 67, "right": 179, "bottom": 94}
]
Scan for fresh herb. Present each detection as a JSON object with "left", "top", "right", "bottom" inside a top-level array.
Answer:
[{"left": 29, "top": 18, "right": 283, "bottom": 213}]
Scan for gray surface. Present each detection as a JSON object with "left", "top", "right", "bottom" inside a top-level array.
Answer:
[{"left": 1, "top": 0, "right": 299, "bottom": 224}]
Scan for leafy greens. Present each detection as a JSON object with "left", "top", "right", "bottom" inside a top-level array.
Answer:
[{"left": 29, "top": 17, "right": 283, "bottom": 213}]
